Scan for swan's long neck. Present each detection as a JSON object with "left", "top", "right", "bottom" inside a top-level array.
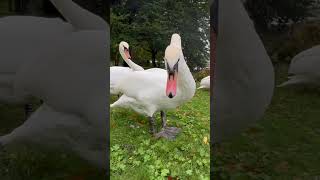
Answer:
[
  {"left": 119, "top": 48, "right": 144, "bottom": 71},
  {"left": 168, "top": 34, "right": 196, "bottom": 97},
  {"left": 49, "top": 0, "right": 107, "bottom": 30},
  {"left": 177, "top": 50, "right": 196, "bottom": 97}
]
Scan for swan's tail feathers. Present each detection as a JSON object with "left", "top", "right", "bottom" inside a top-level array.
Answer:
[
  {"left": 110, "top": 95, "right": 136, "bottom": 109},
  {"left": 110, "top": 96, "right": 126, "bottom": 108},
  {"left": 197, "top": 86, "right": 205, "bottom": 89},
  {"left": 277, "top": 81, "right": 290, "bottom": 87},
  {"left": 110, "top": 103, "right": 116, "bottom": 108},
  {"left": 277, "top": 76, "right": 303, "bottom": 87}
]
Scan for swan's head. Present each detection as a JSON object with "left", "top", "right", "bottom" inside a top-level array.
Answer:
[
  {"left": 164, "top": 45, "right": 180, "bottom": 98},
  {"left": 170, "top": 34, "right": 182, "bottom": 48},
  {"left": 119, "top": 41, "right": 131, "bottom": 60}
]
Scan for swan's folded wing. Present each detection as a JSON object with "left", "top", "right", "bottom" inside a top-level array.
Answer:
[{"left": 114, "top": 69, "right": 167, "bottom": 99}]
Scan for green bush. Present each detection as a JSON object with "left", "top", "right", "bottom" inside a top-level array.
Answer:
[
  {"left": 276, "top": 21, "right": 320, "bottom": 63},
  {"left": 193, "top": 68, "right": 210, "bottom": 82}
]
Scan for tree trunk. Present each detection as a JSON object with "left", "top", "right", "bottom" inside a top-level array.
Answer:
[
  {"left": 151, "top": 50, "right": 157, "bottom": 67},
  {"left": 9, "top": 0, "right": 13, "bottom": 12},
  {"left": 122, "top": 61, "right": 129, "bottom": 67},
  {"left": 14, "top": 0, "right": 23, "bottom": 14},
  {"left": 114, "top": 51, "right": 119, "bottom": 66}
]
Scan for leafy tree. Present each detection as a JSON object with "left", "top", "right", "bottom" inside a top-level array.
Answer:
[
  {"left": 245, "top": 0, "right": 316, "bottom": 32},
  {"left": 111, "top": 0, "right": 209, "bottom": 71}
]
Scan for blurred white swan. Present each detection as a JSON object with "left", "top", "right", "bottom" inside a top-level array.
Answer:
[
  {"left": 198, "top": 76, "right": 210, "bottom": 89},
  {"left": 212, "top": 0, "right": 274, "bottom": 142},
  {"left": 0, "top": 0, "right": 108, "bottom": 168},
  {"left": 278, "top": 45, "right": 320, "bottom": 87}
]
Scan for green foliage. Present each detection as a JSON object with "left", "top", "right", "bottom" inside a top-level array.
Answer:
[
  {"left": 245, "top": 0, "right": 316, "bottom": 32},
  {"left": 0, "top": 0, "right": 14, "bottom": 17},
  {"left": 213, "top": 64, "right": 320, "bottom": 179},
  {"left": 193, "top": 68, "right": 210, "bottom": 82},
  {"left": 272, "top": 22, "right": 320, "bottom": 63},
  {"left": 0, "top": 146, "right": 107, "bottom": 179},
  {"left": 0, "top": 101, "right": 106, "bottom": 179},
  {"left": 110, "top": 88, "right": 210, "bottom": 179},
  {"left": 111, "top": 0, "right": 209, "bottom": 70}
]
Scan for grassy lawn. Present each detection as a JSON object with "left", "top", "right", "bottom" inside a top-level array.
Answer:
[
  {"left": 0, "top": 0, "right": 13, "bottom": 17},
  {"left": 213, "top": 63, "right": 320, "bottom": 179},
  {"left": 0, "top": 100, "right": 107, "bottom": 179},
  {"left": 110, "top": 86, "right": 210, "bottom": 179}
]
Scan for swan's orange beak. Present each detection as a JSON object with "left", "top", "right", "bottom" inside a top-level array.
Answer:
[
  {"left": 124, "top": 48, "right": 131, "bottom": 60},
  {"left": 166, "top": 62, "right": 178, "bottom": 98}
]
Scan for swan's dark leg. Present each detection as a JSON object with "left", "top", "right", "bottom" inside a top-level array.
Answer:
[
  {"left": 155, "top": 111, "right": 181, "bottom": 140},
  {"left": 148, "top": 116, "right": 156, "bottom": 135},
  {"left": 161, "top": 111, "right": 166, "bottom": 127}
]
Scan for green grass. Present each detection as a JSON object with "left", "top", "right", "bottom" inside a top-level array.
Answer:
[
  {"left": 110, "top": 87, "right": 210, "bottom": 179},
  {"left": 0, "top": 0, "right": 13, "bottom": 17},
  {"left": 213, "top": 63, "right": 320, "bottom": 179},
  {"left": 0, "top": 100, "right": 107, "bottom": 179}
]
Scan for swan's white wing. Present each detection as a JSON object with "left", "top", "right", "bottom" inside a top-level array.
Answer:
[
  {"left": 0, "top": 104, "right": 106, "bottom": 168},
  {"left": 111, "top": 68, "right": 169, "bottom": 116},
  {"left": 110, "top": 66, "right": 133, "bottom": 94},
  {"left": 115, "top": 69, "right": 167, "bottom": 100},
  {"left": 213, "top": 0, "right": 274, "bottom": 142}
]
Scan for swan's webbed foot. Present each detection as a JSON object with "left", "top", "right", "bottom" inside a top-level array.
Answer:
[
  {"left": 155, "top": 126, "right": 181, "bottom": 140},
  {"left": 154, "top": 111, "right": 180, "bottom": 140}
]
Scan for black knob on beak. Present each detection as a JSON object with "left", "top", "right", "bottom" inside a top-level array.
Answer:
[{"left": 168, "top": 93, "right": 174, "bottom": 98}]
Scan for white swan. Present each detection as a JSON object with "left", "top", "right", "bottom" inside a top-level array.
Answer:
[
  {"left": 0, "top": 0, "right": 109, "bottom": 104},
  {"left": 0, "top": 0, "right": 108, "bottom": 168},
  {"left": 198, "top": 76, "right": 210, "bottom": 89},
  {"left": 278, "top": 45, "right": 320, "bottom": 87},
  {"left": 0, "top": 0, "right": 106, "bottom": 113},
  {"left": 212, "top": 0, "right": 274, "bottom": 142},
  {"left": 0, "top": 17, "right": 73, "bottom": 105},
  {"left": 110, "top": 41, "right": 144, "bottom": 95},
  {"left": 111, "top": 34, "right": 196, "bottom": 139}
]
